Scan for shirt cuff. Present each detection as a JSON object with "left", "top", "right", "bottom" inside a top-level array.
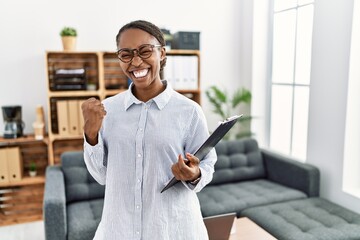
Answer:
[
  {"left": 83, "top": 133, "right": 103, "bottom": 154},
  {"left": 182, "top": 168, "right": 203, "bottom": 191}
]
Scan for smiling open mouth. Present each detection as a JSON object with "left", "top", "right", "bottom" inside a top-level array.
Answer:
[{"left": 132, "top": 69, "right": 149, "bottom": 78}]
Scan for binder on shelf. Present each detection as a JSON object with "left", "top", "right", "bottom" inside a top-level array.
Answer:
[
  {"left": 78, "top": 100, "right": 86, "bottom": 135},
  {"left": 6, "top": 147, "right": 23, "bottom": 182},
  {"left": 163, "top": 55, "right": 175, "bottom": 86},
  {"left": 161, "top": 115, "right": 243, "bottom": 193},
  {"left": 0, "top": 149, "right": 9, "bottom": 183},
  {"left": 171, "top": 55, "right": 198, "bottom": 90},
  {"left": 188, "top": 55, "right": 198, "bottom": 90},
  {"left": 68, "top": 100, "right": 80, "bottom": 135},
  {"left": 173, "top": 55, "right": 184, "bottom": 90},
  {"left": 57, "top": 100, "right": 69, "bottom": 135}
]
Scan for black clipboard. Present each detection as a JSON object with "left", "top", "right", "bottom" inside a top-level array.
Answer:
[{"left": 160, "top": 114, "right": 243, "bottom": 193}]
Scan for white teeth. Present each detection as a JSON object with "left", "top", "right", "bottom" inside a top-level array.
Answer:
[{"left": 133, "top": 69, "right": 148, "bottom": 78}]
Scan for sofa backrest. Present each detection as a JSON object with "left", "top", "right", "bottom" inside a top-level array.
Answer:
[
  {"left": 61, "top": 151, "right": 105, "bottom": 204},
  {"left": 209, "top": 138, "right": 265, "bottom": 185}
]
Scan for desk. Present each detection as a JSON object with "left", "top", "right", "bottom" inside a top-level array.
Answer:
[{"left": 229, "top": 217, "right": 277, "bottom": 240}]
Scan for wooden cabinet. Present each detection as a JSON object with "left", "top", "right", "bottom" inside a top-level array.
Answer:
[
  {"left": 0, "top": 135, "right": 48, "bottom": 226},
  {"left": 45, "top": 50, "right": 201, "bottom": 164}
]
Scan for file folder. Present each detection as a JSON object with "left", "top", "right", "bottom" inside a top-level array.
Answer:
[
  {"left": 57, "top": 100, "right": 69, "bottom": 135},
  {"left": 0, "top": 149, "right": 9, "bottom": 184},
  {"left": 68, "top": 100, "right": 79, "bottom": 135},
  {"left": 7, "top": 147, "right": 23, "bottom": 182},
  {"left": 161, "top": 115, "right": 242, "bottom": 193},
  {"left": 78, "top": 100, "right": 86, "bottom": 135}
]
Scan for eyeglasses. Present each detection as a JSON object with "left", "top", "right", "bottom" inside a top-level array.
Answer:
[{"left": 116, "top": 44, "right": 162, "bottom": 63}]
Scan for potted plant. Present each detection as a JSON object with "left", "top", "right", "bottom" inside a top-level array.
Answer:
[
  {"left": 206, "top": 85, "right": 253, "bottom": 139},
  {"left": 29, "top": 161, "right": 37, "bottom": 177},
  {"left": 60, "top": 27, "right": 77, "bottom": 51}
]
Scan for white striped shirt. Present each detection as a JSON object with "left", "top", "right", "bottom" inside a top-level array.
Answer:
[{"left": 84, "top": 81, "right": 217, "bottom": 240}]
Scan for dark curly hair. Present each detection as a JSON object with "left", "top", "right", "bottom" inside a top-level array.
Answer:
[{"left": 116, "top": 20, "right": 167, "bottom": 75}]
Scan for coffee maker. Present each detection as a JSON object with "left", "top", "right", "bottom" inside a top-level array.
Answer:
[{"left": 2, "top": 105, "right": 25, "bottom": 139}]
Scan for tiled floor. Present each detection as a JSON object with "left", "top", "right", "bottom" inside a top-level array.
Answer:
[{"left": 0, "top": 221, "right": 45, "bottom": 240}]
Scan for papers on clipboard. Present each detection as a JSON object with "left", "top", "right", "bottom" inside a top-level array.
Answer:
[{"left": 160, "top": 114, "right": 243, "bottom": 193}]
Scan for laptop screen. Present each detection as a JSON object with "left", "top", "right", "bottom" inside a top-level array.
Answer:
[{"left": 203, "top": 212, "right": 236, "bottom": 240}]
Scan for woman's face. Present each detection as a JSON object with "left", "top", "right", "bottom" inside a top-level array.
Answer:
[{"left": 117, "top": 28, "right": 165, "bottom": 91}]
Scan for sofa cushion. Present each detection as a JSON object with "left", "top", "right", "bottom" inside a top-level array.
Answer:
[
  {"left": 197, "top": 179, "right": 306, "bottom": 217},
  {"left": 61, "top": 151, "right": 105, "bottom": 203},
  {"left": 242, "top": 198, "right": 360, "bottom": 240},
  {"left": 209, "top": 138, "right": 265, "bottom": 186},
  {"left": 67, "top": 198, "right": 104, "bottom": 240}
]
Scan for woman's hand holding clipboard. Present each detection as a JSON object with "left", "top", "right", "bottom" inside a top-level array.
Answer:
[{"left": 161, "top": 114, "right": 243, "bottom": 193}]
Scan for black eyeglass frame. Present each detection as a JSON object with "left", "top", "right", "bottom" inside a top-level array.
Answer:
[{"left": 116, "top": 44, "right": 163, "bottom": 63}]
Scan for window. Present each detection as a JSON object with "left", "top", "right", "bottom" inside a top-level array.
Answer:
[
  {"left": 268, "top": 0, "right": 314, "bottom": 160},
  {"left": 343, "top": 0, "right": 360, "bottom": 198}
]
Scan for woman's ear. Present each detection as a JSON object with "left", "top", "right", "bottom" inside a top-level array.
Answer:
[{"left": 160, "top": 47, "right": 166, "bottom": 61}]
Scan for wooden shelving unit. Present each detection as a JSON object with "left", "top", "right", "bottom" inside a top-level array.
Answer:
[
  {"left": 0, "top": 135, "right": 48, "bottom": 226},
  {"left": 45, "top": 50, "right": 201, "bottom": 164},
  {"left": 0, "top": 176, "right": 45, "bottom": 188}
]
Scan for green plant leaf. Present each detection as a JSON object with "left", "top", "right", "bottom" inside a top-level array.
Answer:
[
  {"left": 60, "top": 27, "right": 77, "bottom": 37},
  {"left": 29, "top": 162, "right": 36, "bottom": 171},
  {"left": 205, "top": 88, "right": 226, "bottom": 119},
  {"left": 210, "top": 86, "right": 227, "bottom": 103},
  {"left": 232, "top": 88, "right": 252, "bottom": 108},
  {"left": 206, "top": 85, "right": 254, "bottom": 139}
]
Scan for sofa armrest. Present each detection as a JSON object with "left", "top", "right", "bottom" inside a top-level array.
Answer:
[
  {"left": 43, "top": 166, "right": 67, "bottom": 240},
  {"left": 261, "top": 149, "right": 320, "bottom": 197}
]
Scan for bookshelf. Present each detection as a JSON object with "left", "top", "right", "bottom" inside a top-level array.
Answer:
[
  {"left": 45, "top": 50, "right": 201, "bottom": 164},
  {"left": 0, "top": 135, "right": 47, "bottom": 226}
]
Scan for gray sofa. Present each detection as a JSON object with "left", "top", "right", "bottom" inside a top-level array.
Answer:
[
  {"left": 43, "top": 138, "right": 360, "bottom": 240},
  {"left": 43, "top": 152, "right": 104, "bottom": 240},
  {"left": 197, "top": 138, "right": 319, "bottom": 217}
]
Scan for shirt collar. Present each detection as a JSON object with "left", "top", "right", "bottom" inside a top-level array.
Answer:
[{"left": 124, "top": 80, "right": 172, "bottom": 111}]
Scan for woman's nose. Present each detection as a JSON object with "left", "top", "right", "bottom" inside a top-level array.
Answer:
[{"left": 131, "top": 55, "right": 143, "bottom": 66}]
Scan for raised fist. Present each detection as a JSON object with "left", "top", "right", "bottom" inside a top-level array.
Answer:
[{"left": 81, "top": 97, "right": 107, "bottom": 145}]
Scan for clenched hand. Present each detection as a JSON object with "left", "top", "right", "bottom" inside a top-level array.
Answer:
[{"left": 81, "top": 97, "right": 107, "bottom": 145}]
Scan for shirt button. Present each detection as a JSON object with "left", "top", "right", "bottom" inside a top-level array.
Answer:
[
  {"left": 136, "top": 205, "right": 140, "bottom": 209},
  {"left": 139, "top": 128, "right": 143, "bottom": 131},
  {"left": 137, "top": 179, "right": 141, "bottom": 183},
  {"left": 137, "top": 154, "right": 141, "bottom": 158},
  {"left": 136, "top": 231, "right": 140, "bottom": 235}
]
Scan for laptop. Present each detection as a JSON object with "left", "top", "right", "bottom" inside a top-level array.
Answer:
[{"left": 203, "top": 212, "right": 236, "bottom": 240}]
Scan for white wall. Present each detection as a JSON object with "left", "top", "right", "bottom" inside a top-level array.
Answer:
[
  {"left": 0, "top": 0, "right": 250, "bottom": 133},
  {"left": 307, "top": 0, "right": 360, "bottom": 214}
]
